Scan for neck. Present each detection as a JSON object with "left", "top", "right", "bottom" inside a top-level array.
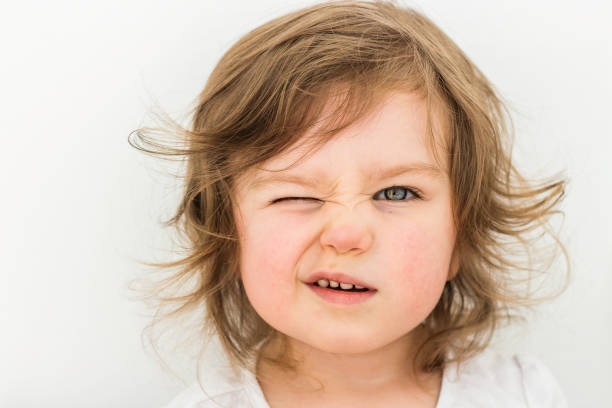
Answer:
[{"left": 256, "top": 327, "right": 440, "bottom": 397}]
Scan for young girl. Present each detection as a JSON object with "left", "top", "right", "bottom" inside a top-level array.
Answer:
[{"left": 130, "top": 1, "right": 569, "bottom": 406}]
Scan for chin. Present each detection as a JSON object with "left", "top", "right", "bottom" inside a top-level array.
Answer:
[{"left": 304, "top": 332, "right": 386, "bottom": 355}]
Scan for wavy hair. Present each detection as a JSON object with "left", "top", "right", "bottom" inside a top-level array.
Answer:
[{"left": 128, "top": 0, "right": 569, "bottom": 393}]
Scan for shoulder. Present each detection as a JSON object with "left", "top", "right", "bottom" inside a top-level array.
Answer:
[
  {"left": 161, "top": 364, "right": 269, "bottom": 408},
  {"left": 437, "top": 349, "right": 567, "bottom": 408}
]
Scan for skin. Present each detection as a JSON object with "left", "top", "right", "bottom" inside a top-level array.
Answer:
[{"left": 233, "top": 91, "right": 458, "bottom": 407}]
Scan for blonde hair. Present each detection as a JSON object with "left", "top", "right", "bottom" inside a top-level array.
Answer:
[{"left": 129, "top": 0, "right": 569, "bottom": 392}]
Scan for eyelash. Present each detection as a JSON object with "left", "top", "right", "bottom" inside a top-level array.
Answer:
[{"left": 271, "top": 186, "right": 422, "bottom": 204}]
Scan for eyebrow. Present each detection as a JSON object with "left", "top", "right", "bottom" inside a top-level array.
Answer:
[{"left": 249, "top": 162, "right": 443, "bottom": 190}]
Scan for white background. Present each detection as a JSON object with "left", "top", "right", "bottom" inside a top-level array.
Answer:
[{"left": 1, "top": 0, "right": 610, "bottom": 406}]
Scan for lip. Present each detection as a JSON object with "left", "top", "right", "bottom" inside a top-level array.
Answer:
[
  {"left": 307, "top": 283, "right": 377, "bottom": 305},
  {"left": 304, "top": 271, "right": 376, "bottom": 290}
]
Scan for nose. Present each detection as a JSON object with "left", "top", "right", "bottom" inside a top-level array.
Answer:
[{"left": 319, "top": 210, "right": 373, "bottom": 255}]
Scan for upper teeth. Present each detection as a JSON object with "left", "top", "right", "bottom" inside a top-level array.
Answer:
[{"left": 316, "top": 279, "right": 365, "bottom": 290}]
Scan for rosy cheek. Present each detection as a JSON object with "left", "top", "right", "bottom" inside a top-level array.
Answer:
[
  {"left": 387, "top": 225, "right": 450, "bottom": 297},
  {"left": 243, "top": 215, "right": 304, "bottom": 285}
]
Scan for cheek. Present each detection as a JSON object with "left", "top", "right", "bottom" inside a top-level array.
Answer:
[
  {"left": 385, "top": 222, "right": 453, "bottom": 304},
  {"left": 239, "top": 214, "right": 309, "bottom": 301}
]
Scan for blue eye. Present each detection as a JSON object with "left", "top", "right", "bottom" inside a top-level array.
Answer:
[{"left": 373, "top": 186, "right": 421, "bottom": 201}]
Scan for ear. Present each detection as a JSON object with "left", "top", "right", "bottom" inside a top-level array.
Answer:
[{"left": 447, "top": 245, "right": 459, "bottom": 281}]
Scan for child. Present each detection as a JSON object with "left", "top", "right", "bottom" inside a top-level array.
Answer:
[{"left": 130, "top": 1, "right": 569, "bottom": 406}]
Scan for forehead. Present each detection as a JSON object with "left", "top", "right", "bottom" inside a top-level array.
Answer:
[{"left": 235, "top": 90, "right": 450, "bottom": 190}]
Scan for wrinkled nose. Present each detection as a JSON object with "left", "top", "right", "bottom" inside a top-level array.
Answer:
[{"left": 319, "top": 210, "right": 373, "bottom": 255}]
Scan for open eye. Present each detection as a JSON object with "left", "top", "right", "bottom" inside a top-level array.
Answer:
[{"left": 373, "top": 186, "right": 421, "bottom": 201}]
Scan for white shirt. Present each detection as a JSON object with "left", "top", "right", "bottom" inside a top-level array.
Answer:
[{"left": 162, "top": 349, "right": 567, "bottom": 407}]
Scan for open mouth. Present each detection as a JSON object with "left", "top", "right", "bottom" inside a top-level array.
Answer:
[
  {"left": 306, "top": 281, "right": 377, "bottom": 305},
  {"left": 309, "top": 281, "right": 371, "bottom": 293}
]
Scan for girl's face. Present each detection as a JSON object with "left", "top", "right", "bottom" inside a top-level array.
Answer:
[{"left": 233, "top": 91, "right": 457, "bottom": 356}]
